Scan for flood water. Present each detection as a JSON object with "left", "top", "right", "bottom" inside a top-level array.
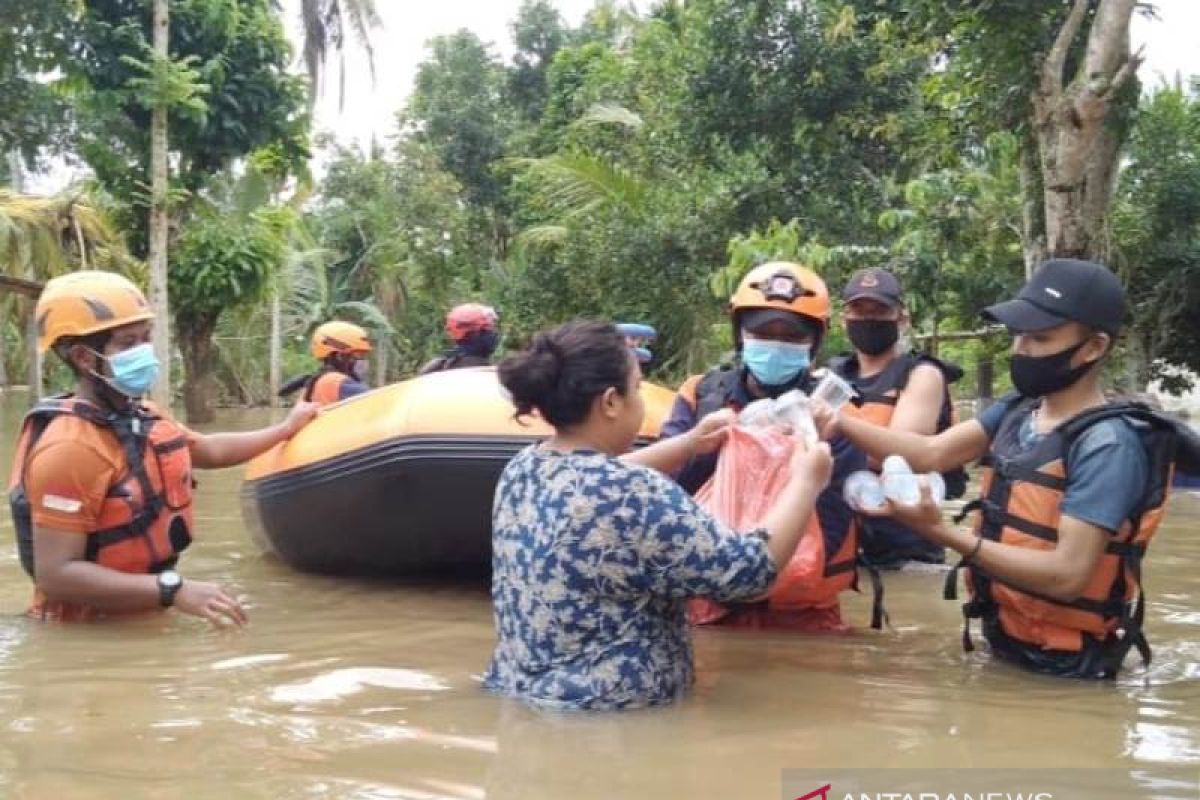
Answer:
[{"left": 0, "top": 389, "right": 1197, "bottom": 799}]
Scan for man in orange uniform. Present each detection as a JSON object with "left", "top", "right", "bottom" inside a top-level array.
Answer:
[
  {"left": 301, "top": 321, "right": 373, "bottom": 405},
  {"left": 8, "top": 271, "right": 317, "bottom": 624}
]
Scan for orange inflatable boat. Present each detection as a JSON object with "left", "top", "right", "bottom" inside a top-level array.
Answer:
[{"left": 241, "top": 367, "right": 676, "bottom": 576}]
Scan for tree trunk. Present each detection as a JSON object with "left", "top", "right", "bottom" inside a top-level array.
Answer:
[
  {"left": 148, "top": 0, "right": 172, "bottom": 408},
  {"left": 1123, "top": 326, "right": 1151, "bottom": 394},
  {"left": 1018, "top": 138, "right": 1047, "bottom": 278},
  {"left": 1031, "top": 0, "right": 1140, "bottom": 262},
  {"left": 269, "top": 289, "right": 282, "bottom": 407},
  {"left": 25, "top": 301, "right": 42, "bottom": 399},
  {"left": 976, "top": 355, "right": 995, "bottom": 414},
  {"left": 178, "top": 316, "right": 218, "bottom": 424},
  {"left": 375, "top": 342, "right": 389, "bottom": 385},
  {"left": 0, "top": 298, "right": 9, "bottom": 388}
]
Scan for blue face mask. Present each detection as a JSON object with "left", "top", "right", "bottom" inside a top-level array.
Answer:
[
  {"left": 742, "top": 339, "right": 811, "bottom": 387},
  {"left": 95, "top": 343, "right": 160, "bottom": 398}
]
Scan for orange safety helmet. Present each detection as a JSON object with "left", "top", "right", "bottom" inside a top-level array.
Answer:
[
  {"left": 311, "top": 321, "right": 372, "bottom": 360},
  {"left": 729, "top": 261, "right": 830, "bottom": 336},
  {"left": 35, "top": 270, "right": 155, "bottom": 353},
  {"left": 445, "top": 303, "right": 499, "bottom": 342}
]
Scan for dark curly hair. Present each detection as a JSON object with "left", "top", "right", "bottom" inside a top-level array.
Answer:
[{"left": 498, "top": 321, "right": 632, "bottom": 428}]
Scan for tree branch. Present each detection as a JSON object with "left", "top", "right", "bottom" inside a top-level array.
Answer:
[
  {"left": 1041, "top": 0, "right": 1090, "bottom": 100},
  {"left": 1084, "top": 0, "right": 1137, "bottom": 80},
  {"left": 1103, "top": 44, "right": 1144, "bottom": 101}
]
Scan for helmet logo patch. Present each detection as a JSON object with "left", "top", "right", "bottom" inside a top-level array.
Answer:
[{"left": 756, "top": 272, "right": 805, "bottom": 303}]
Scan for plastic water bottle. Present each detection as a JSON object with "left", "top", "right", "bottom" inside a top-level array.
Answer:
[
  {"left": 881, "top": 455, "right": 945, "bottom": 506},
  {"left": 738, "top": 398, "right": 777, "bottom": 428},
  {"left": 844, "top": 470, "right": 887, "bottom": 511},
  {"left": 771, "top": 390, "right": 819, "bottom": 444},
  {"left": 809, "top": 369, "right": 857, "bottom": 412}
]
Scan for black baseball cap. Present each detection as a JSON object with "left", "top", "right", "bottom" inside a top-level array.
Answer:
[
  {"left": 740, "top": 308, "right": 819, "bottom": 339},
  {"left": 842, "top": 268, "right": 902, "bottom": 307},
  {"left": 982, "top": 259, "right": 1125, "bottom": 336}
]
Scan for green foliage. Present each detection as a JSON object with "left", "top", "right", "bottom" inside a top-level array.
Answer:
[
  {"left": 72, "top": 0, "right": 310, "bottom": 255},
  {"left": 306, "top": 139, "right": 478, "bottom": 374},
  {"left": 1110, "top": 81, "right": 1200, "bottom": 393},
  {"left": 403, "top": 30, "right": 513, "bottom": 210},
  {"left": 9, "top": 0, "right": 1194, "bottom": 402},
  {"left": 0, "top": 0, "right": 78, "bottom": 166},
  {"left": 120, "top": 51, "right": 209, "bottom": 118},
  {"left": 169, "top": 208, "right": 281, "bottom": 322}
]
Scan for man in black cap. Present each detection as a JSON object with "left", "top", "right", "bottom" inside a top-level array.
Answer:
[
  {"left": 829, "top": 267, "right": 967, "bottom": 568},
  {"left": 812, "top": 259, "right": 1191, "bottom": 679}
]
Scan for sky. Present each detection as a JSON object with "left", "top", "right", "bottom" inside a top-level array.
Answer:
[{"left": 26, "top": 0, "right": 1200, "bottom": 192}]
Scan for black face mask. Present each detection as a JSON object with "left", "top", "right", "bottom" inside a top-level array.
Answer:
[
  {"left": 847, "top": 319, "right": 899, "bottom": 356},
  {"left": 1009, "top": 340, "right": 1095, "bottom": 398},
  {"left": 459, "top": 329, "right": 499, "bottom": 359}
]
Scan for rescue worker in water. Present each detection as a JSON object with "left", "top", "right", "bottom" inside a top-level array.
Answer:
[
  {"left": 662, "top": 261, "right": 869, "bottom": 631},
  {"left": 8, "top": 271, "right": 318, "bottom": 625},
  {"left": 814, "top": 259, "right": 1200, "bottom": 678}
]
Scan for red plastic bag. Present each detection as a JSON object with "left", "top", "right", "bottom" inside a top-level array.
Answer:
[{"left": 687, "top": 425, "right": 841, "bottom": 629}]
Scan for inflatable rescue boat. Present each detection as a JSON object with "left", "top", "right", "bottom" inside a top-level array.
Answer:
[{"left": 241, "top": 367, "right": 676, "bottom": 576}]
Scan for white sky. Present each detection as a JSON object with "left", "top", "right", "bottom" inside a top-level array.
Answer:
[{"left": 26, "top": 0, "right": 1200, "bottom": 192}]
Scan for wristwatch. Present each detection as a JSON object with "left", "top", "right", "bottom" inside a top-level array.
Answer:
[{"left": 156, "top": 569, "right": 183, "bottom": 607}]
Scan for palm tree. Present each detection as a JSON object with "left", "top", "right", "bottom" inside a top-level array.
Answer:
[
  {"left": 511, "top": 103, "right": 651, "bottom": 255},
  {"left": 0, "top": 188, "right": 131, "bottom": 395},
  {"left": 299, "top": 0, "right": 381, "bottom": 108},
  {"left": 279, "top": 244, "right": 393, "bottom": 363}
]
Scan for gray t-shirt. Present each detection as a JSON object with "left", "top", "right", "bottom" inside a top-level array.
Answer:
[{"left": 976, "top": 398, "right": 1149, "bottom": 534}]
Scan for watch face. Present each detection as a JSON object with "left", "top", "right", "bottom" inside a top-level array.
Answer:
[{"left": 159, "top": 570, "right": 181, "bottom": 588}]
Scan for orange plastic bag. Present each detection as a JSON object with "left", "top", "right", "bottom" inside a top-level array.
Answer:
[{"left": 687, "top": 425, "right": 843, "bottom": 629}]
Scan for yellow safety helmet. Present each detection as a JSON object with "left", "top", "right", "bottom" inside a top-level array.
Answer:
[
  {"left": 729, "top": 261, "right": 831, "bottom": 328},
  {"left": 35, "top": 271, "right": 155, "bottom": 353},
  {"left": 311, "top": 321, "right": 372, "bottom": 359}
]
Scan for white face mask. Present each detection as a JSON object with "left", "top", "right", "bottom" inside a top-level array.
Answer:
[{"left": 352, "top": 358, "right": 370, "bottom": 382}]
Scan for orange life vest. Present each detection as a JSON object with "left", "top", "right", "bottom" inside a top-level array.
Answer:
[
  {"left": 306, "top": 370, "right": 349, "bottom": 405},
  {"left": 8, "top": 397, "right": 195, "bottom": 578},
  {"left": 833, "top": 352, "right": 968, "bottom": 498},
  {"left": 946, "top": 398, "right": 1196, "bottom": 678},
  {"left": 678, "top": 367, "right": 861, "bottom": 618}
]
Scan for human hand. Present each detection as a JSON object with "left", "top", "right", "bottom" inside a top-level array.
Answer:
[
  {"left": 283, "top": 400, "right": 319, "bottom": 438},
  {"left": 174, "top": 579, "right": 248, "bottom": 627},
  {"left": 855, "top": 477, "right": 948, "bottom": 543},
  {"left": 809, "top": 398, "right": 841, "bottom": 441},
  {"left": 789, "top": 437, "right": 833, "bottom": 490},
  {"left": 689, "top": 408, "right": 737, "bottom": 456}
]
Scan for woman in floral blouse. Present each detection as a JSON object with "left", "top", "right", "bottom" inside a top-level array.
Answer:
[{"left": 484, "top": 321, "right": 833, "bottom": 710}]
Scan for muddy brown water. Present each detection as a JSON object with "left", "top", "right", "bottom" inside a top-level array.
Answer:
[{"left": 0, "top": 390, "right": 1196, "bottom": 799}]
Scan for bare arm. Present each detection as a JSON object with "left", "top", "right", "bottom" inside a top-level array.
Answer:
[
  {"left": 190, "top": 401, "right": 318, "bottom": 469},
  {"left": 33, "top": 526, "right": 248, "bottom": 624},
  {"left": 34, "top": 527, "right": 162, "bottom": 612},
  {"left": 889, "top": 363, "right": 945, "bottom": 435},
  {"left": 623, "top": 409, "right": 734, "bottom": 474},
  {"left": 833, "top": 411, "right": 989, "bottom": 474},
  {"left": 864, "top": 488, "right": 1108, "bottom": 602},
  {"left": 762, "top": 443, "right": 831, "bottom": 568}
]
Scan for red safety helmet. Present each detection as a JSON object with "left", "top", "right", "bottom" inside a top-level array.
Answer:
[{"left": 445, "top": 304, "right": 499, "bottom": 342}]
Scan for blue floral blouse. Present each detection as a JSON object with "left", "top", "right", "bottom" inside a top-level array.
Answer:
[{"left": 483, "top": 446, "right": 777, "bottom": 711}]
